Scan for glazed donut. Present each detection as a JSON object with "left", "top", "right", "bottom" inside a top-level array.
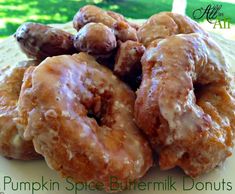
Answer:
[
  {"left": 134, "top": 33, "right": 235, "bottom": 177},
  {"left": 138, "top": 12, "right": 208, "bottom": 47},
  {"left": 14, "top": 22, "right": 75, "bottom": 60},
  {"left": 114, "top": 40, "right": 145, "bottom": 89},
  {"left": 107, "top": 11, "right": 140, "bottom": 30},
  {"left": 73, "top": 5, "right": 138, "bottom": 42},
  {"left": 0, "top": 60, "right": 40, "bottom": 160},
  {"left": 73, "top": 23, "right": 117, "bottom": 56},
  {"left": 16, "top": 53, "right": 153, "bottom": 190},
  {"left": 107, "top": 11, "right": 126, "bottom": 22}
]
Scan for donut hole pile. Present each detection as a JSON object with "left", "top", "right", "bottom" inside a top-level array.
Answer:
[{"left": 14, "top": 5, "right": 142, "bottom": 90}]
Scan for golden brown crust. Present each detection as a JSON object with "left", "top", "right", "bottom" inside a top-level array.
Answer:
[
  {"left": 114, "top": 40, "right": 145, "bottom": 89},
  {"left": 135, "top": 33, "right": 235, "bottom": 177},
  {"left": 114, "top": 41, "right": 145, "bottom": 77},
  {"left": 16, "top": 53, "right": 152, "bottom": 190},
  {"left": 73, "top": 5, "right": 137, "bottom": 42},
  {"left": 14, "top": 22, "right": 76, "bottom": 60},
  {"left": 0, "top": 60, "right": 41, "bottom": 160},
  {"left": 137, "top": 12, "right": 208, "bottom": 47},
  {"left": 107, "top": 11, "right": 125, "bottom": 22},
  {"left": 107, "top": 11, "right": 139, "bottom": 30},
  {"left": 73, "top": 23, "right": 117, "bottom": 56}
]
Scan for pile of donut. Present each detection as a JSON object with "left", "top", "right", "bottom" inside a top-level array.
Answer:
[{"left": 0, "top": 4, "right": 235, "bottom": 192}]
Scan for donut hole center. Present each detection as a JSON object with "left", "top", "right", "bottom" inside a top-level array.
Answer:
[
  {"left": 194, "top": 83, "right": 205, "bottom": 100},
  {"left": 86, "top": 91, "right": 114, "bottom": 127},
  {"left": 182, "top": 152, "right": 190, "bottom": 160},
  {"left": 87, "top": 109, "right": 102, "bottom": 125},
  {"left": 81, "top": 74, "right": 114, "bottom": 127}
]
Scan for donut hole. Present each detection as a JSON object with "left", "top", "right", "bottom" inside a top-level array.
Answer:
[
  {"left": 85, "top": 90, "right": 114, "bottom": 127},
  {"left": 194, "top": 83, "right": 221, "bottom": 103},
  {"left": 182, "top": 152, "right": 190, "bottom": 160},
  {"left": 52, "top": 136, "right": 59, "bottom": 142},
  {"left": 194, "top": 83, "right": 205, "bottom": 100},
  {"left": 73, "top": 23, "right": 117, "bottom": 55},
  {"left": 87, "top": 109, "right": 102, "bottom": 125}
]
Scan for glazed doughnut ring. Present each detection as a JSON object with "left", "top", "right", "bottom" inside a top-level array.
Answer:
[
  {"left": 16, "top": 52, "right": 153, "bottom": 190},
  {"left": 137, "top": 12, "right": 208, "bottom": 47},
  {"left": 135, "top": 33, "right": 235, "bottom": 177},
  {"left": 0, "top": 60, "right": 40, "bottom": 160},
  {"left": 112, "top": 12, "right": 208, "bottom": 90}
]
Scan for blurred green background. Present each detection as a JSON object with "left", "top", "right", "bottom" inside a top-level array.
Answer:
[{"left": 0, "top": 0, "right": 234, "bottom": 39}]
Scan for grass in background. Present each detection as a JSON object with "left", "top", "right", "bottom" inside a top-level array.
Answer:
[
  {"left": 0, "top": 0, "right": 173, "bottom": 38},
  {"left": 0, "top": 0, "right": 234, "bottom": 38}
]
